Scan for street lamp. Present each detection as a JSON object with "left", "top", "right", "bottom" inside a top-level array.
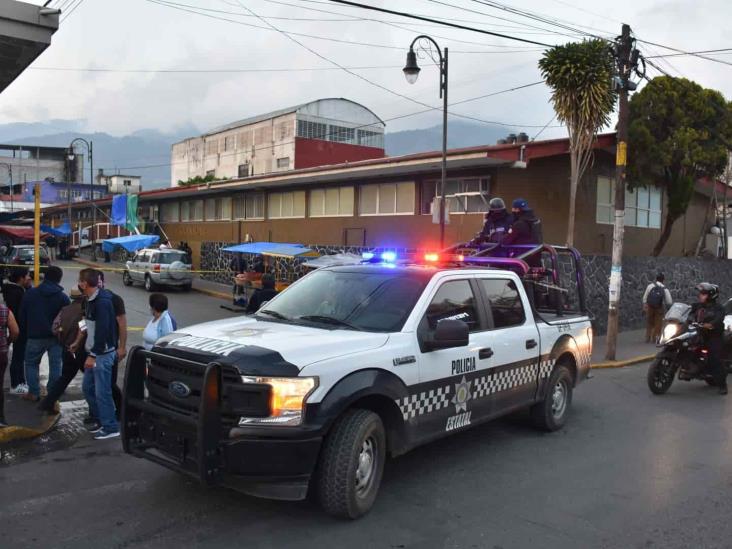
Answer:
[
  {"left": 68, "top": 138, "right": 95, "bottom": 260},
  {"left": 404, "top": 35, "right": 448, "bottom": 248},
  {"left": 0, "top": 162, "right": 11, "bottom": 213}
]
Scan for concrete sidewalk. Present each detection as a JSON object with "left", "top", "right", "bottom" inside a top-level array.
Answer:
[{"left": 591, "top": 328, "right": 657, "bottom": 368}]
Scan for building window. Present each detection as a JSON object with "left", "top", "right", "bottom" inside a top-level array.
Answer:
[
  {"left": 359, "top": 182, "right": 414, "bottom": 216},
  {"left": 180, "top": 199, "right": 204, "bottom": 221},
  {"left": 357, "top": 129, "right": 384, "bottom": 148},
  {"left": 297, "top": 119, "right": 327, "bottom": 140},
  {"left": 276, "top": 157, "right": 290, "bottom": 169},
  {"left": 238, "top": 163, "right": 250, "bottom": 178},
  {"left": 596, "top": 176, "right": 662, "bottom": 229},
  {"left": 59, "top": 190, "right": 67, "bottom": 199},
  {"left": 205, "top": 139, "right": 218, "bottom": 156},
  {"left": 268, "top": 191, "right": 306, "bottom": 219},
  {"left": 310, "top": 187, "right": 354, "bottom": 217},
  {"left": 161, "top": 202, "right": 180, "bottom": 222},
  {"left": 204, "top": 197, "right": 231, "bottom": 221},
  {"left": 329, "top": 125, "right": 356, "bottom": 144},
  {"left": 233, "top": 193, "right": 265, "bottom": 220},
  {"left": 420, "top": 178, "right": 490, "bottom": 215},
  {"left": 123, "top": 179, "right": 132, "bottom": 186}
]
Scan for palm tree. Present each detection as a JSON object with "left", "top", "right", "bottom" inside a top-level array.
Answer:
[{"left": 539, "top": 39, "right": 616, "bottom": 247}]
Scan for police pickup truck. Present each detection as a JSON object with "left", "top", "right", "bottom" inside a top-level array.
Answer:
[{"left": 122, "top": 245, "right": 592, "bottom": 519}]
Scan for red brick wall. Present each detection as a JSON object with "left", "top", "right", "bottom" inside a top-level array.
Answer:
[{"left": 293, "top": 137, "right": 384, "bottom": 169}]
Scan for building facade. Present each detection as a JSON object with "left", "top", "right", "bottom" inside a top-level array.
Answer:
[
  {"left": 44, "top": 133, "right": 721, "bottom": 269},
  {"left": 171, "top": 98, "right": 385, "bottom": 186},
  {"left": 99, "top": 174, "right": 142, "bottom": 194},
  {"left": 0, "top": 143, "right": 85, "bottom": 195}
]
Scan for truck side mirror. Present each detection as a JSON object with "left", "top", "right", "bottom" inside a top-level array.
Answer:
[{"left": 424, "top": 319, "right": 469, "bottom": 351}]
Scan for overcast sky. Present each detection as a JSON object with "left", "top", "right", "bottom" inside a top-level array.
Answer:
[{"left": 3, "top": 0, "right": 732, "bottom": 140}]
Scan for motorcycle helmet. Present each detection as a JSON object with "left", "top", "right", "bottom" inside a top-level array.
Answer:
[
  {"left": 695, "top": 282, "right": 719, "bottom": 301},
  {"left": 488, "top": 197, "right": 506, "bottom": 212}
]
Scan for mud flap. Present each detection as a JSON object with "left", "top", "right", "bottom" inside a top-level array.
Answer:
[
  {"left": 121, "top": 346, "right": 146, "bottom": 454},
  {"left": 198, "top": 362, "right": 223, "bottom": 485}
]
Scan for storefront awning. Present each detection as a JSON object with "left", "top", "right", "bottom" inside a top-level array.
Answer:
[
  {"left": 102, "top": 234, "right": 159, "bottom": 253},
  {"left": 222, "top": 242, "right": 318, "bottom": 258}
]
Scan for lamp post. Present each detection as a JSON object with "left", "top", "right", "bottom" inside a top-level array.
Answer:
[
  {"left": 404, "top": 35, "right": 448, "bottom": 249},
  {"left": 0, "top": 162, "right": 11, "bottom": 213},
  {"left": 68, "top": 138, "right": 95, "bottom": 260}
]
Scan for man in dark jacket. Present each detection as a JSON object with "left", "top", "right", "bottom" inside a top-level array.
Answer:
[
  {"left": 246, "top": 274, "right": 279, "bottom": 314},
  {"left": 19, "top": 266, "right": 70, "bottom": 401},
  {"left": 503, "top": 198, "right": 543, "bottom": 246},
  {"left": 689, "top": 282, "right": 727, "bottom": 395},
  {"left": 3, "top": 267, "right": 31, "bottom": 394},
  {"left": 479, "top": 198, "right": 514, "bottom": 244},
  {"left": 38, "top": 288, "right": 87, "bottom": 414},
  {"left": 79, "top": 268, "right": 119, "bottom": 438}
]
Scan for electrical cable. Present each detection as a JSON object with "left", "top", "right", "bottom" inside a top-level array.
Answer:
[
  {"left": 27, "top": 64, "right": 435, "bottom": 74},
  {"left": 645, "top": 48, "right": 732, "bottom": 59},
  {"left": 60, "top": 0, "right": 85, "bottom": 23}
]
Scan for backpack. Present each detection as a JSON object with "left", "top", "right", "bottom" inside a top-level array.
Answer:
[{"left": 647, "top": 285, "right": 665, "bottom": 309}]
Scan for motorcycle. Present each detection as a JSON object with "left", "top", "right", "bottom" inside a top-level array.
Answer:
[{"left": 647, "top": 302, "right": 732, "bottom": 395}]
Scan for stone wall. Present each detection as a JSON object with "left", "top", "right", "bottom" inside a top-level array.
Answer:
[{"left": 199, "top": 240, "right": 732, "bottom": 334}]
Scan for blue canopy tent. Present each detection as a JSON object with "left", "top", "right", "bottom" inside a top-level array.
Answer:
[
  {"left": 222, "top": 242, "right": 318, "bottom": 258},
  {"left": 102, "top": 234, "right": 159, "bottom": 253},
  {"left": 40, "top": 223, "right": 72, "bottom": 237}
]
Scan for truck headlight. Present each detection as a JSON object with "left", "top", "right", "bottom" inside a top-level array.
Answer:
[
  {"left": 238, "top": 376, "right": 318, "bottom": 427},
  {"left": 661, "top": 323, "right": 679, "bottom": 344}
]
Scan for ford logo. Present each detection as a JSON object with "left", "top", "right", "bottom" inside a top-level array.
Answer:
[{"left": 168, "top": 380, "right": 191, "bottom": 398}]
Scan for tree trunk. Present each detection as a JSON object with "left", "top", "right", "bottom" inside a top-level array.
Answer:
[
  {"left": 652, "top": 209, "right": 680, "bottom": 256},
  {"left": 566, "top": 152, "right": 578, "bottom": 247},
  {"left": 694, "top": 193, "right": 716, "bottom": 257}
]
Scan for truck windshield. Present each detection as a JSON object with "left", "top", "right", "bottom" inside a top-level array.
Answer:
[{"left": 259, "top": 270, "right": 427, "bottom": 332}]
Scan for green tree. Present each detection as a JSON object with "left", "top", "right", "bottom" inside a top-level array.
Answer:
[
  {"left": 627, "top": 76, "right": 732, "bottom": 256},
  {"left": 177, "top": 174, "right": 229, "bottom": 186},
  {"left": 539, "top": 39, "right": 616, "bottom": 246}
]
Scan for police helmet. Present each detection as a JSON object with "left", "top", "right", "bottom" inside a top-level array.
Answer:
[
  {"left": 488, "top": 197, "right": 506, "bottom": 212},
  {"left": 695, "top": 282, "right": 719, "bottom": 301}
]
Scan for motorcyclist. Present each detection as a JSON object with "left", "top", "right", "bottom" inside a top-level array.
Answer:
[
  {"left": 502, "top": 198, "right": 543, "bottom": 246},
  {"left": 689, "top": 282, "right": 727, "bottom": 395},
  {"left": 478, "top": 198, "right": 514, "bottom": 244}
]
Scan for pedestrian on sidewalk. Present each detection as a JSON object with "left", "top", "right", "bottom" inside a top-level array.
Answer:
[
  {"left": 78, "top": 268, "right": 119, "bottom": 439},
  {"left": 142, "top": 293, "right": 175, "bottom": 350},
  {"left": 97, "top": 270, "right": 126, "bottom": 415},
  {"left": 643, "top": 273, "right": 673, "bottom": 343},
  {"left": 2, "top": 267, "right": 31, "bottom": 395},
  {"left": 0, "top": 302, "right": 21, "bottom": 426},
  {"left": 38, "top": 288, "right": 87, "bottom": 415},
  {"left": 20, "top": 266, "right": 70, "bottom": 402}
]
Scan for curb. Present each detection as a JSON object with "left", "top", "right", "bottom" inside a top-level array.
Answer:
[
  {"left": 591, "top": 354, "right": 655, "bottom": 369},
  {"left": 71, "top": 258, "right": 231, "bottom": 301}
]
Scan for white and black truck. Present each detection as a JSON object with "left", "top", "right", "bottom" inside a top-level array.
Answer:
[{"left": 122, "top": 245, "right": 593, "bottom": 519}]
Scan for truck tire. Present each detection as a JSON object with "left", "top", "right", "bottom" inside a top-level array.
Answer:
[
  {"left": 122, "top": 271, "right": 133, "bottom": 286},
  {"left": 530, "top": 364, "right": 573, "bottom": 432},
  {"left": 144, "top": 275, "right": 156, "bottom": 292},
  {"left": 316, "top": 408, "right": 385, "bottom": 519}
]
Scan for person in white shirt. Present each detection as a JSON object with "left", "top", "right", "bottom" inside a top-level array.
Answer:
[
  {"left": 142, "top": 293, "right": 175, "bottom": 350},
  {"left": 642, "top": 273, "right": 673, "bottom": 343}
]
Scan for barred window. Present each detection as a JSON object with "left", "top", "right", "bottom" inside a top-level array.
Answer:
[
  {"left": 297, "top": 119, "right": 327, "bottom": 140},
  {"left": 357, "top": 129, "right": 384, "bottom": 148},
  {"left": 330, "top": 125, "right": 355, "bottom": 144},
  {"left": 233, "top": 193, "right": 264, "bottom": 219}
]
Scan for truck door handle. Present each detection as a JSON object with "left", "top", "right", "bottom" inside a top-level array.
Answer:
[
  {"left": 478, "top": 347, "right": 494, "bottom": 359},
  {"left": 526, "top": 339, "right": 538, "bottom": 350}
]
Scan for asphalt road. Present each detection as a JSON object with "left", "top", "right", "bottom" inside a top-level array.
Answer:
[{"left": 3, "top": 267, "right": 732, "bottom": 548}]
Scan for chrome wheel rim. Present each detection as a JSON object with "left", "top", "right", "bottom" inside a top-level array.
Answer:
[
  {"left": 355, "top": 436, "right": 376, "bottom": 497},
  {"left": 551, "top": 379, "right": 568, "bottom": 419}
]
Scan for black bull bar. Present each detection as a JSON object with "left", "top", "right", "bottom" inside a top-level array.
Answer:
[{"left": 121, "top": 346, "right": 224, "bottom": 485}]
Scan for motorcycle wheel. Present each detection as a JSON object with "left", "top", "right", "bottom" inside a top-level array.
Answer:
[{"left": 647, "top": 356, "right": 676, "bottom": 395}]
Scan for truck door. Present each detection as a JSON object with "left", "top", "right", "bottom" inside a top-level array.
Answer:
[
  {"left": 474, "top": 277, "right": 541, "bottom": 412},
  {"left": 413, "top": 278, "right": 491, "bottom": 437}
]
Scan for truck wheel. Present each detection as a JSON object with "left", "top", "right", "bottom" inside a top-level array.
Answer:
[
  {"left": 181, "top": 282, "right": 192, "bottom": 292},
  {"left": 144, "top": 275, "right": 156, "bottom": 292},
  {"left": 530, "top": 364, "right": 573, "bottom": 432},
  {"left": 122, "top": 271, "right": 133, "bottom": 286},
  {"left": 317, "top": 409, "right": 385, "bottom": 519}
]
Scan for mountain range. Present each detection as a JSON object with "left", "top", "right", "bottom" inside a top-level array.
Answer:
[{"left": 0, "top": 119, "right": 515, "bottom": 190}]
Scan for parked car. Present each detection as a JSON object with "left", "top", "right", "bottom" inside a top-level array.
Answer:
[
  {"left": 122, "top": 248, "right": 193, "bottom": 291},
  {"left": 1, "top": 245, "right": 51, "bottom": 279}
]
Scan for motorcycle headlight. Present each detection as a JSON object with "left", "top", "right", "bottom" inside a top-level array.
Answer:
[
  {"left": 238, "top": 376, "right": 318, "bottom": 427},
  {"left": 661, "top": 323, "right": 680, "bottom": 343}
]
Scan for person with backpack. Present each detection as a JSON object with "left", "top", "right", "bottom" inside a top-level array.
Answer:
[
  {"left": 643, "top": 273, "right": 673, "bottom": 343},
  {"left": 502, "top": 198, "right": 543, "bottom": 247}
]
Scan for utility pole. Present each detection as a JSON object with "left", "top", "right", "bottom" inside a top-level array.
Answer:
[{"left": 605, "top": 24, "right": 637, "bottom": 360}]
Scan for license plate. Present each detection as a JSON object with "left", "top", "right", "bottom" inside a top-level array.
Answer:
[{"left": 156, "top": 429, "right": 187, "bottom": 463}]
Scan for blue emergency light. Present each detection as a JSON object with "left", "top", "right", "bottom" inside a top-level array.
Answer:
[
  {"left": 361, "top": 252, "right": 375, "bottom": 261},
  {"left": 380, "top": 251, "right": 397, "bottom": 263}
]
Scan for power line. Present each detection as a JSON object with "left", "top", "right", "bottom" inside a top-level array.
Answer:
[
  {"left": 103, "top": 81, "right": 553, "bottom": 172},
  {"left": 26, "top": 64, "right": 434, "bottom": 74},
  {"left": 635, "top": 37, "right": 732, "bottom": 68},
  {"left": 60, "top": 0, "right": 85, "bottom": 23},
  {"left": 645, "top": 48, "right": 732, "bottom": 59},
  {"left": 326, "top": 0, "right": 556, "bottom": 47}
]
